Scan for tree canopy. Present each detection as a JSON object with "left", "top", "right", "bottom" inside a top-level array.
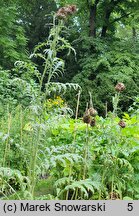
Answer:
[{"left": 0, "top": 0, "right": 139, "bottom": 114}]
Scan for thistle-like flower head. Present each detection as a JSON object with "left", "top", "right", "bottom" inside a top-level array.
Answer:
[
  {"left": 118, "top": 119, "right": 126, "bottom": 128},
  {"left": 115, "top": 82, "right": 125, "bottom": 92},
  {"left": 56, "top": 5, "right": 77, "bottom": 20}
]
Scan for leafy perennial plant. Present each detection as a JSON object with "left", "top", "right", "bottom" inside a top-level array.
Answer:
[{"left": 0, "top": 5, "right": 139, "bottom": 200}]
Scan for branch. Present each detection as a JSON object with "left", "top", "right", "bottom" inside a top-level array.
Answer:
[{"left": 111, "top": 12, "right": 132, "bottom": 24}]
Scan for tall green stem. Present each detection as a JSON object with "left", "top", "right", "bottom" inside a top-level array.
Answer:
[
  {"left": 66, "top": 90, "right": 81, "bottom": 200},
  {"left": 83, "top": 124, "right": 89, "bottom": 180},
  {"left": 113, "top": 92, "right": 120, "bottom": 116}
]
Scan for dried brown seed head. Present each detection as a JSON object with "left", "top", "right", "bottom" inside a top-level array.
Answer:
[
  {"left": 56, "top": 5, "right": 77, "bottom": 19},
  {"left": 115, "top": 82, "right": 125, "bottom": 92},
  {"left": 64, "top": 7, "right": 73, "bottom": 15},
  {"left": 83, "top": 113, "right": 91, "bottom": 124},
  {"left": 118, "top": 120, "right": 126, "bottom": 128},
  {"left": 67, "top": 5, "right": 77, "bottom": 13},
  {"left": 89, "top": 107, "right": 97, "bottom": 117},
  {"left": 109, "top": 192, "right": 120, "bottom": 200},
  {"left": 90, "top": 118, "right": 96, "bottom": 127}
]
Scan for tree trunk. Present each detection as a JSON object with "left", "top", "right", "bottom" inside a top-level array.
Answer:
[
  {"left": 89, "top": 0, "right": 99, "bottom": 37},
  {"left": 101, "top": 10, "right": 111, "bottom": 37},
  {"left": 89, "top": 5, "right": 97, "bottom": 37},
  {"left": 101, "top": 0, "right": 123, "bottom": 37}
]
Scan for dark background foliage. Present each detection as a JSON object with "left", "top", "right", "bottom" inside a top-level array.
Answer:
[{"left": 0, "top": 0, "right": 139, "bottom": 115}]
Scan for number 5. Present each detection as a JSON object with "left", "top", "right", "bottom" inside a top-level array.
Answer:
[{"left": 127, "top": 203, "right": 133, "bottom": 211}]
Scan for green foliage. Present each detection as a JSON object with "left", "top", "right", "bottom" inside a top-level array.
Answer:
[
  {"left": 32, "top": 15, "right": 77, "bottom": 88},
  {"left": 0, "top": 92, "right": 139, "bottom": 200},
  {"left": 0, "top": 66, "right": 39, "bottom": 107},
  {"left": 0, "top": 1, "right": 139, "bottom": 201},
  {"left": 18, "top": 0, "right": 57, "bottom": 52},
  {"left": 0, "top": 167, "right": 31, "bottom": 199},
  {"left": 70, "top": 37, "right": 139, "bottom": 115},
  {"left": 0, "top": 5, "right": 27, "bottom": 69}
]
